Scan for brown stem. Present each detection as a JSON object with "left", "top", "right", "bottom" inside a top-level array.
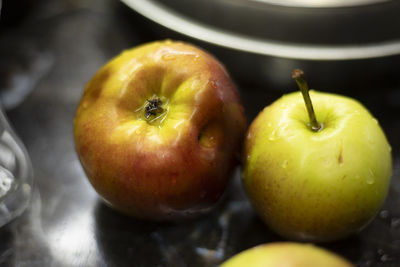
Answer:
[
  {"left": 291, "top": 69, "right": 321, "bottom": 132},
  {"left": 144, "top": 97, "right": 164, "bottom": 120}
]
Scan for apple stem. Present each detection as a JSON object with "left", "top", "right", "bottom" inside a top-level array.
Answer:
[
  {"left": 144, "top": 96, "right": 164, "bottom": 120},
  {"left": 291, "top": 69, "right": 322, "bottom": 132}
]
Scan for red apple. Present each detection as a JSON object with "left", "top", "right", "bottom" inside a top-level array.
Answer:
[{"left": 73, "top": 40, "right": 246, "bottom": 221}]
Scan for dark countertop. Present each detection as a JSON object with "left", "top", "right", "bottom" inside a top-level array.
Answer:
[{"left": 0, "top": 0, "right": 399, "bottom": 266}]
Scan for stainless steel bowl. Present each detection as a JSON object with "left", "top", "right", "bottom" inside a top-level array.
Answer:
[{"left": 121, "top": 0, "right": 400, "bottom": 90}]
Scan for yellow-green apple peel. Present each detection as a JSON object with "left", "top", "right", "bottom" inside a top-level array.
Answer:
[
  {"left": 242, "top": 69, "right": 392, "bottom": 242},
  {"left": 220, "top": 242, "right": 354, "bottom": 267}
]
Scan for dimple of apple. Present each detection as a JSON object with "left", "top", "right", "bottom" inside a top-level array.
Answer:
[
  {"left": 74, "top": 40, "right": 246, "bottom": 220},
  {"left": 220, "top": 242, "right": 354, "bottom": 267},
  {"left": 242, "top": 90, "right": 392, "bottom": 241}
]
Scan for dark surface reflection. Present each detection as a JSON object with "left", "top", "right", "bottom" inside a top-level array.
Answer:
[
  {"left": 94, "top": 174, "right": 283, "bottom": 267},
  {"left": 0, "top": 0, "right": 399, "bottom": 266},
  {"left": 0, "top": 223, "right": 15, "bottom": 266}
]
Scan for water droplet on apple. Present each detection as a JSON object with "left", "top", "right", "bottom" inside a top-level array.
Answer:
[
  {"left": 194, "top": 55, "right": 200, "bottom": 61},
  {"left": 162, "top": 54, "right": 176, "bottom": 61},
  {"left": 366, "top": 169, "right": 375, "bottom": 185},
  {"left": 268, "top": 130, "right": 277, "bottom": 141},
  {"left": 210, "top": 80, "right": 218, "bottom": 89},
  {"left": 372, "top": 118, "right": 378, "bottom": 124},
  {"left": 267, "top": 122, "right": 272, "bottom": 127},
  {"left": 247, "top": 132, "right": 252, "bottom": 139},
  {"left": 281, "top": 160, "right": 288, "bottom": 169},
  {"left": 82, "top": 101, "right": 89, "bottom": 109}
]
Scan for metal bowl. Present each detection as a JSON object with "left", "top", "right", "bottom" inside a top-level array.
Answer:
[{"left": 121, "top": 0, "right": 400, "bottom": 90}]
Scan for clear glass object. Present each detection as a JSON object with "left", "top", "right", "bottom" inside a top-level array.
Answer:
[{"left": 0, "top": 106, "right": 33, "bottom": 227}]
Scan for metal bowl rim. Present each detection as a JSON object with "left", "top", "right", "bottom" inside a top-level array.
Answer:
[{"left": 122, "top": 0, "right": 400, "bottom": 61}]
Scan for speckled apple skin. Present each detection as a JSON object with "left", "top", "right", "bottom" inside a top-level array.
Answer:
[
  {"left": 74, "top": 40, "right": 246, "bottom": 221},
  {"left": 242, "top": 91, "right": 392, "bottom": 242}
]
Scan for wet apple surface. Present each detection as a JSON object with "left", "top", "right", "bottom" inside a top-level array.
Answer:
[
  {"left": 242, "top": 89, "right": 392, "bottom": 242},
  {"left": 74, "top": 40, "right": 246, "bottom": 220},
  {"left": 1, "top": 0, "right": 400, "bottom": 266}
]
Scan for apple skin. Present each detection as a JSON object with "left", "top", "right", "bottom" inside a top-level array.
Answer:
[
  {"left": 74, "top": 40, "right": 246, "bottom": 221},
  {"left": 220, "top": 242, "right": 354, "bottom": 267},
  {"left": 242, "top": 90, "right": 392, "bottom": 242}
]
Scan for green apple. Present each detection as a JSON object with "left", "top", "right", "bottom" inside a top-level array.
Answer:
[
  {"left": 74, "top": 40, "right": 246, "bottom": 221},
  {"left": 242, "top": 69, "right": 392, "bottom": 241},
  {"left": 220, "top": 242, "right": 354, "bottom": 267}
]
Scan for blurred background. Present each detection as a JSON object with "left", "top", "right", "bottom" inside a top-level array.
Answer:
[{"left": 0, "top": 0, "right": 399, "bottom": 266}]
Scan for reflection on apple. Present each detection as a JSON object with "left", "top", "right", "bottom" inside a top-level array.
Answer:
[
  {"left": 74, "top": 40, "right": 246, "bottom": 221},
  {"left": 242, "top": 69, "right": 392, "bottom": 242},
  {"left": 220, "top": 242, "right": 354, "bottom": 267}
]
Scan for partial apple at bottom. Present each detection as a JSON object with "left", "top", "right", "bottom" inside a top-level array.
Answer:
[{"left": 220, "top": 242, "right": 355, "bottom": 267}]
